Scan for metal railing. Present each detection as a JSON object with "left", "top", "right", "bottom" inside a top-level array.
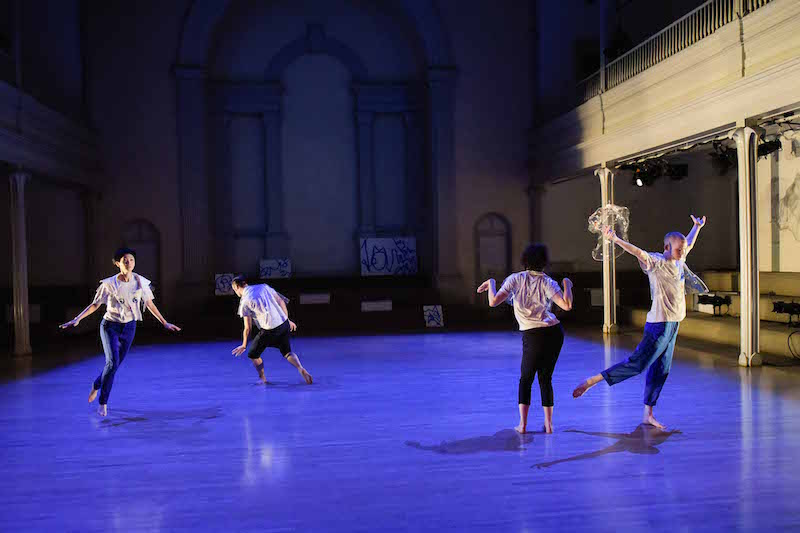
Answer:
[{"left": 576, "top": 0, "right": 774, "bottom": 104}]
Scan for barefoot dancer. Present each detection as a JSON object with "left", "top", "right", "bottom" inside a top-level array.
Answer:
[
  {"left": 230, "top": 276, "right": 312, "bottom": 385},
  {"left": 573, "top": 216, "right": 707, "bottom": 429},
  {"left": 59, "top": 248, "right": 181, "bottom": 416},
  {"left": 477, "top": 244, "right": 573, "bottom": 434}
]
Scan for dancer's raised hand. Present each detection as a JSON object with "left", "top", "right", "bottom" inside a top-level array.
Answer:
[{"left": 690, "top": 215, "right": 706, "bottom": 228}]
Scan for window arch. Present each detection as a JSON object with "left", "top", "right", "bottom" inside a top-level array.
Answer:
[{"left": 474, "top": 213, "right": 511, "bottom": 290}]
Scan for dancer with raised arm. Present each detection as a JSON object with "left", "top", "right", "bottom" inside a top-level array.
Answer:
[
  {"left": 478, "top": 244, "right": 573, "bottom": 434},
  {"left": 572, "top": 216, "right": 707, "bottom": 428}
]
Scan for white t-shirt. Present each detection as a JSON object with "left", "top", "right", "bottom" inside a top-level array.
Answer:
[
  {"left": 500, "top": 271, "right": 562, "bottom": 330},
  {"left": 92, "top": 273, "right": 155, "bottom": 323},
  {"left": 238, "top": 284, "right": 288, "bottom": 331},
  {"left": 639, "top": 252, "right": 686, "bottom": 323}
]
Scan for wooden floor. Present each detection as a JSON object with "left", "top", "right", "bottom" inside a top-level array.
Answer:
[{"left": 2, "top": 328, "right": 800, "bottom": 532}]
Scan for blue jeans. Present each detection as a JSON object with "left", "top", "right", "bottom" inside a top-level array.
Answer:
[
  {"left": 601, "top": 321, "right": 679, "bottom": 406},
  {"left": 94, "top": 319, "right": 137, "bottom": 405}
]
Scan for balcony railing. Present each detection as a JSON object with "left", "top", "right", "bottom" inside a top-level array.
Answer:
[{"left": 577, "top": 0, "right": 774, "bottom": 104}]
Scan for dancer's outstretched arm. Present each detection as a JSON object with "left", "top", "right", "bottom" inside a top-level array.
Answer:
[
  {"left": 145, "top": 300, "right": 181, "bottom": 331},
  {"left": 59, "top": 303, "right": 101, "bottom": 328},
  {"left": 684, "top": 215, "right": 706, "bottom": 256},
  {"left": 232, "top": 316, "right": 253, "bottom": 357},
  {"left": 476, "top": 278, "right": 509, "bottom": 307},
  {"left": 603, "top": 226, "right": 649, "bottom": 263}
]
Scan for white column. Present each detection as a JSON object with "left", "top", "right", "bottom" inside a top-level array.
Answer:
[
  {"left": 10, "top": 170, "right": 32, "bottom": 355},
  {"left": 403, "top": 111, "right": 424, "bottom": 235},
  {"left": 732, "top": 126, "right": 761, "bottom": 367},
  {"left": 596, "top": 165, "right": 618, "bottom": 334}
]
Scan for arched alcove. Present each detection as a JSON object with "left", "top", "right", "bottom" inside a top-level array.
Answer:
[{"left": 474, "top": 213, "right": 511, "bottom": 287}]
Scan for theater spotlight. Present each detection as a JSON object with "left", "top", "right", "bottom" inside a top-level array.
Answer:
[
  {"left": 758, "top": 138, "right": 782, "bottom": 158},
  {"left": 625, "top": 159, "right": 687, "bottom": 187},
  {"left": 773, "top": 300, "right": 800, "bottom": 326},
  {"left": 698, "top": 294, "right": 732, "bottom": 316}
]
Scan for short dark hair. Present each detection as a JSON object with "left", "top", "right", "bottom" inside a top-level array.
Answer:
[
  {"left": 520, "top": 243, "right": 548, "bottom": 271},
  {"left": 113, "top": 247, "right": 136, "bottom": 262},
  {"left": 231, "top": 275, "right": 248, "bottom": 288}
]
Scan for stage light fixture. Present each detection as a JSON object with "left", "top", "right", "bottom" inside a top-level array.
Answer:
[
  {"left": 624, "top": 158, "right": 687, "bottom": 188},
  {"left": 757, "top": 138, "right": 782, "bottom": 158},
  {"left": 773, "top": 300, "right": 800, "bottom": 326},
  {"left": 697, "top": 294, "right": 732, "bottom": 316}
]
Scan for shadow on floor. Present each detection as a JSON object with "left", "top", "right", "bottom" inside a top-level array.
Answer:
[
  {"left": 405, "top": 429, "right": 534, "bottom": 454},
  {"left": 532, "top": 424, "right": 682, "bottom": 469}
]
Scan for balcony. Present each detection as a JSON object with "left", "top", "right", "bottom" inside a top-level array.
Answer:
[
  {"left": 577, "top": 0, "right": 773, "bottom": 104},
  {"left": 533, "top": 0, "right": 800, "bottom": 181}
]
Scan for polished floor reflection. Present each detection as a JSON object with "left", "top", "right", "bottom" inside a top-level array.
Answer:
[{"left": 2, "top": 330, "right": 800, "bottom": 532}]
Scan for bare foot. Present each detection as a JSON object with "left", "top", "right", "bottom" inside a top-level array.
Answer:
[
  {"left": 88, "top": 387, "right": 98, "bottom": 403},
  {"left": 514, "top": 424, "right": 526, "bottom": 434},
  {"left": 97, "top": 404, "right": 107, "bottom": 417},
  {"left": 643, "top": 415, "right": 665, "bottom": 429},
  {"left": 299, "top": 368, "right": 313, "bottom": 385},
  {"left": 543, "top": 423, "right": 553, "bottom": 434}
]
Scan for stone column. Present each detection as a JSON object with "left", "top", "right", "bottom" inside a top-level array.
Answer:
[
  {"left": 211, "top": 111, "right": 235, "bottom": 271},
  {"left": 403, "top": 110, "right": 424, "bottom": 234},
  {"left": 428, "top": 68, "right": 462, "bottom": 301},
  {"left": 262, "top": 110, "right": 289, "bottom": 257},
  {"left": 596, "top": 165, "right": 618, "bottom": 334},
  {"left": 10, "top": 170, "right": 32, "bottom": 355},
  {"left": 732, "top": 126, "right": 761, "bottom": 367},
  {"left": 175, "top": 66, "right": 211, "bottom": 283},
  {"left": 356, "top": 110, "right": 376, "bottom": 236}
]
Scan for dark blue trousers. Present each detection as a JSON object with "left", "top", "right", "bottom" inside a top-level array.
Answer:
[
  {"left": 601, "top": 321, "right": 679, "bottom": 406},
  {"left": 94, "top": 319, "right": 137, "bottom": 405}
]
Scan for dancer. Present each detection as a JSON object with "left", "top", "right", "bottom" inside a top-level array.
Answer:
[
  {"left": 60, "top": 248, "right": 181, "bottom": 416},
  {"left": 230, "top": 276, "right": 313, "bottom": 385},
  {"left": 477, "top": 243, "right": 573, "bottom": 434},
  {"left": 572, "top": 215, "right": 707, "bottom": 428}
]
